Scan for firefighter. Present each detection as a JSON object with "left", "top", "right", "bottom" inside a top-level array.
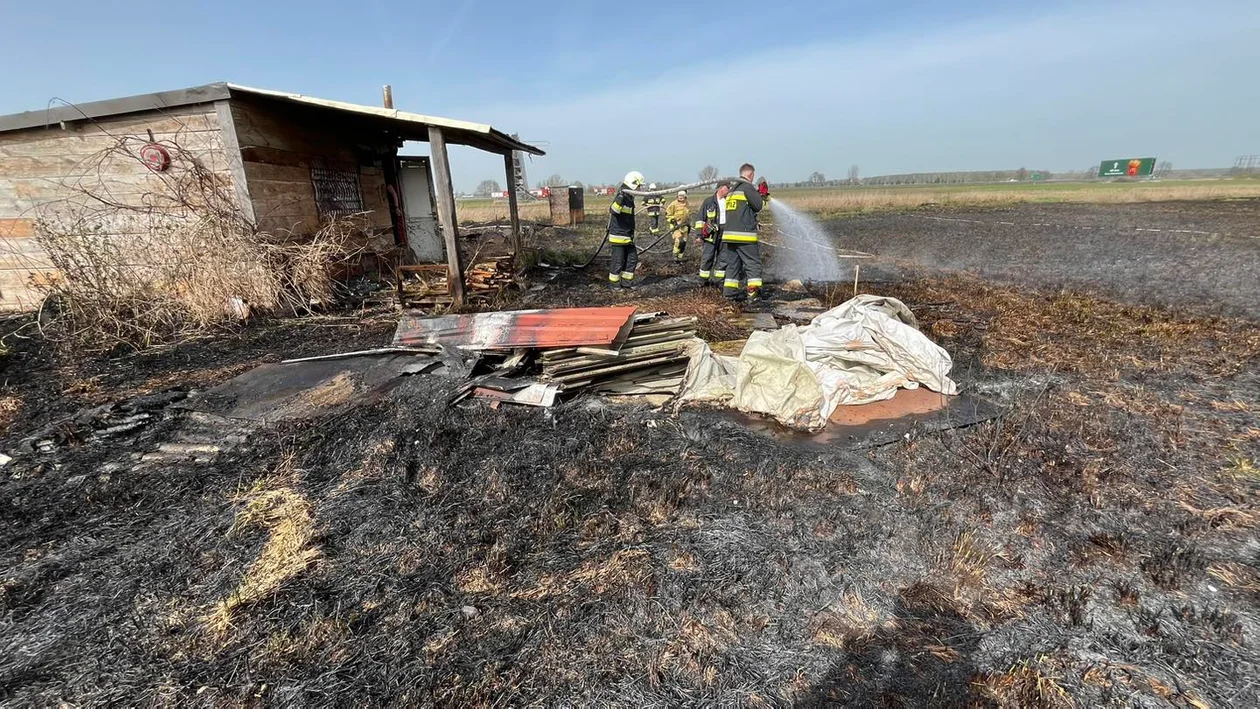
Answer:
[
  {"left": 607, "top": 170, "right": 644, "bottom": 288},
  {"left": 695, "top": 183, "right": 729, "bottom": 285},
  {"left": 665, "top": 190, "right": 691, "bottom": 261},
  {"left": 644, "top": 184, "right": 665, "bottom": 238},
  {"left": 722, "top": 163, "right": 765, "bottom": 302}
]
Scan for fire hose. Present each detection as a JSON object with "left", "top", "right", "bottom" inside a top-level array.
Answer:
[{"left": 575, "top": 176, "right": 756, "bottom": 269}]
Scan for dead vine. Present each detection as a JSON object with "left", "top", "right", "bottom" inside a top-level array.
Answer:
[{"left": 26, "top": 134, "right": 369, "bottom": 351}]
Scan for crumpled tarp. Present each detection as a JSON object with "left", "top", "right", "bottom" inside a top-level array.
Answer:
[{"left": 681, "top": 295, "right": 958, "bottom": 429}]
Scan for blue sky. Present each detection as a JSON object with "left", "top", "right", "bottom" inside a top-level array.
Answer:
[{"left": 2, "top": 0, "right": 1257, "bottom": 190}]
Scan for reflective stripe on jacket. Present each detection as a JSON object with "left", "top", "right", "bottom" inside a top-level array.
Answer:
[
  {"left": 643, "top": 195, "right": 664, "bottom": 214},
  {"left": 722, "top": 181, "right": 763, "bottom": 242},
  {"left": 695, "top": 194, "right": 721, "bottom": 240},
  {"left": 607, "top": 190, "right": 635, "bottom": 242}
]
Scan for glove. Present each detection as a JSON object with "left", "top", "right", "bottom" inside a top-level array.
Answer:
[{"left": 757, "top": 180, "right": 770, "bottom": 199}]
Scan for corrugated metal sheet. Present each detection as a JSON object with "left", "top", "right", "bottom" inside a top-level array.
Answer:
[{"left": 393, "top": 307, "right": 637, "bottom": 351}]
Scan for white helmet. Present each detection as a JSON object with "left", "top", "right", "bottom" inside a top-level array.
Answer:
[
  {"left": 677, "top": 190, "right": 687, "bottom": 198},
  {"left": 648, "top": 183, "right": 657, "bottom": 190},
  {"left": 623, "top": 171, "right": 644, "bottom": 189}
]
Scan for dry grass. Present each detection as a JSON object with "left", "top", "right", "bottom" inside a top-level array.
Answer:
[
  {"left": 456, "top": 199, "right": 550, "bottom": 223},
  {"left": 975, "top": 658, "right": 1074, "bottom": 708},
  {"left": 456, "top": 196, "right": 617, "bottom": 225},
  {"left": 0, "top": 395, "right": 20, "bottom": 434},
  {"left": 205, "top": 459, "right": 320, "bottom": 635},
  {"left": 869, "top": 273, "right": 1260, "bottom": 378},
  {"left": 777, "top": 180, "right": 1260, "bottom": 216}
]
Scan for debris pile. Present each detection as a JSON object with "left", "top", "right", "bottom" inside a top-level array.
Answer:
[
  {"left": 396, "top": 256, "right": 515, "bottom": 308},
  {"left": 682, "top": 295, "right": 958, "bottom": 429},
  {"left": 392, "top": 306, "right": 697, "bottom": 406},
  {"left": 538, "top": 313, "right": 696, "bottom": 395}
]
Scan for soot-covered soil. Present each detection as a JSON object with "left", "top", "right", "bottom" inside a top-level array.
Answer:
[
  {"left": 827, "top": 199, "right": 1260, "bottom": 319},
  {"left": 2, "top": 202, "right": 1258, "bottom": 707}
]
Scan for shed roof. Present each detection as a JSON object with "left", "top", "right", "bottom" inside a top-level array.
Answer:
[{"left": 0, "top": 82, "right": 544, "bottom": 156}]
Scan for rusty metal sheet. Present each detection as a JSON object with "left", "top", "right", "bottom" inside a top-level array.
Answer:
[
  {"left": 713, "top": 390, "right": 1001, "bottom": 450},
  {"left": 393, "top": 306, "right": 637, "bottom": 351}
]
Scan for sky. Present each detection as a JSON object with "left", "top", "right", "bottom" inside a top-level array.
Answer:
[{"left": 1, "top": 0, "right": 1257, "bottom": 191}]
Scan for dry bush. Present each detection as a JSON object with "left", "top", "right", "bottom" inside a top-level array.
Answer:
[{"left": 28, "top": 137, "right": 369, "bottom": 351}]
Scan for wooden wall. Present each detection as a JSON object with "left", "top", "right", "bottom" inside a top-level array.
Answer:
[
  {"left": 0, "top": 105, "right": 228, "bottom": 311},
  {"left": 227, "top": 97, "right": 394, "bottom": 238}
]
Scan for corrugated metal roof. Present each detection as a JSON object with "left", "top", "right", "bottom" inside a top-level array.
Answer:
[
  {"left": 0, "top": 82, "right": 544, "bottom": 156},
  {"left": 225, "top": 84, "right": 543, "bottom": 155},
  {"left": 393, "top": 307, "right": 638, "bottom": 351}
]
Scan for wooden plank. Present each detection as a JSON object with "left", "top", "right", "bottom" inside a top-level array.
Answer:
[
  {"left": 427, "top": 126, "right": 465, "bottom": 307},
  {"left": 0, "top": 218, "right": 34, "bottom": 238},
  {"left": 215, "top": 100, "right": 255, "bottom": 224},
  {"left": 229, "top": 100, "right": 367, "bottom": 161},
  {"left": 242, "top": 162, "right": 310, "bottom": 183},
  {"left": 0, "top": 127, "right": 224, "bottom": 159},
  {"left": 0, "top": 236, "right": 46, "bottom": 257},
  {"left": 255, "top": 215, "right": 320, "bottom": 236},
  {"left": 0, "top": 84, "right": 231, "bottom": 134},
  {"left": 0, "top": 106, "right": 221, "bottom": 144},
  {"left": 503, "top": 151, "right": 521, "bottom": 259}
]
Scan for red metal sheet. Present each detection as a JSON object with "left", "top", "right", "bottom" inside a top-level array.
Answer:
[{"left": 393, "top": 306, "right": 637, "bottom": 351}]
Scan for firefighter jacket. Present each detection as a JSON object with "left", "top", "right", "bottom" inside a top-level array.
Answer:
[
  {"left": 722, "top": 180, "right": 763, "bottom": 243},
  {"left": 607, "top": 190, "right": 636, "bottom": 244},
  {"left": 665, "top": 199, "right": 690, "bottom": 228},
  {"left": 695, "top": 195, "right": 722, "bottom": 242},
  {"left": 644, "top": 195, "right": 664, "bottom": 215}
]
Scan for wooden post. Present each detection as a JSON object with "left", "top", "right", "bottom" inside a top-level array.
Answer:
[
  {"left": 503, "top": 151, "right": 522, "bottom": 263},
  {"left": 382, "top": 85, "right": 393, "bottom": 109},
  {"left": 427, "top": 126, "right": 465, "bottom": 307}
]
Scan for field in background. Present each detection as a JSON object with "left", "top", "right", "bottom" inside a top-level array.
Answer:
[
  {"left": 457, "top": 179, "right": 1260, "bottom": 222},
  {"left": 457, "top": 196, "right": 613, "bottom": 224},
  {"left": 771, "top": 178, "right": 1260, "bottom": 215}
]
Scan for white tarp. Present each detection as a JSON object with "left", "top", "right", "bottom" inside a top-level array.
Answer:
[{"left": 681, "top": 295, "right": 957, "bottom": 430}]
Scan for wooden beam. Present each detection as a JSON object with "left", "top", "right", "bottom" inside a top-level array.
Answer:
[
  {"left": 427, "top": 125, "right": 465, "bottom": 307},
  {"left": 503, "top": 151, "right": 522, "bottom": 263},
  {"left": 215, "top": 100, "right": 256, "bottom": 225}
]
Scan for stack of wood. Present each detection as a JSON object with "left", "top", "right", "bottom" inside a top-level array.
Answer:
[
  {"left": 396, "top": 256, "right": 515, "bottom": 308},
  {"left": 464, "top": 256, "right": 514, "bottom": 294},
  {"left": 537, "top": 313, "right": 697, "bottom": 395}
]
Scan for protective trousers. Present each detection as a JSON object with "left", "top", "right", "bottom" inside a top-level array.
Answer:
[
  {"left": 671, "top": 224, "right": 690, "bottom": 258},
  {"left": 608, "top": 243, "right": 638, "bottom": 286},
  {"left": 722, "top": 241, "right": 763, "bottom": 299},
  {"left": 649, "top": 213, "right": 662, "bottom": 235},
  {"left": 698, "top": 235, "right": 726, "bottom": 284}
]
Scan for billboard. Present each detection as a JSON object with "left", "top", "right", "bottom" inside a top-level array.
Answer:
[{"left": 1099, "top": 157, "right": 1156, "bottom": 178}]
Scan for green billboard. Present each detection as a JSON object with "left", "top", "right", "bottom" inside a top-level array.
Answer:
[{"left": 1099, "top": 157, "right": 1156, "bottom": 178}]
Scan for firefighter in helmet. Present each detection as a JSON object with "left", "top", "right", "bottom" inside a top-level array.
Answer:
[
  {"left": 607, "top": 171, "right": 644, "bottom": 288},
  {"left": 665, "top": 190, "right": 691, "bottom": 261},
  {"left": 643, "top": 184, "right": 665, "bottom": 238}
]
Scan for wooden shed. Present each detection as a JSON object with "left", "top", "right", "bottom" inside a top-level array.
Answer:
[{"left": 0, "top": 82, "right": 543, "bottom": 311}]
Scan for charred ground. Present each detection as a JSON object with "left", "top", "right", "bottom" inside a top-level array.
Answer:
[
  {"left": 830, "top": 199, "right": 1260, "bottom": 319},
  {"left": 1, "top": 201, "right": 1258, "bottom": 707}
]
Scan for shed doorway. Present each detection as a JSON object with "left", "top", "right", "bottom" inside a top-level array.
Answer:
[{"left": 398, "top": 156, "right": 442, "bottom": 262}]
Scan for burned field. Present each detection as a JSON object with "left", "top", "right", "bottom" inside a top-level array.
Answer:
[
  {"left": 831, "top": 199, "right": 1260, "bottom": 319},
  {"left": 2, "top": 202, "right": 1259, "bottom": 707}
]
